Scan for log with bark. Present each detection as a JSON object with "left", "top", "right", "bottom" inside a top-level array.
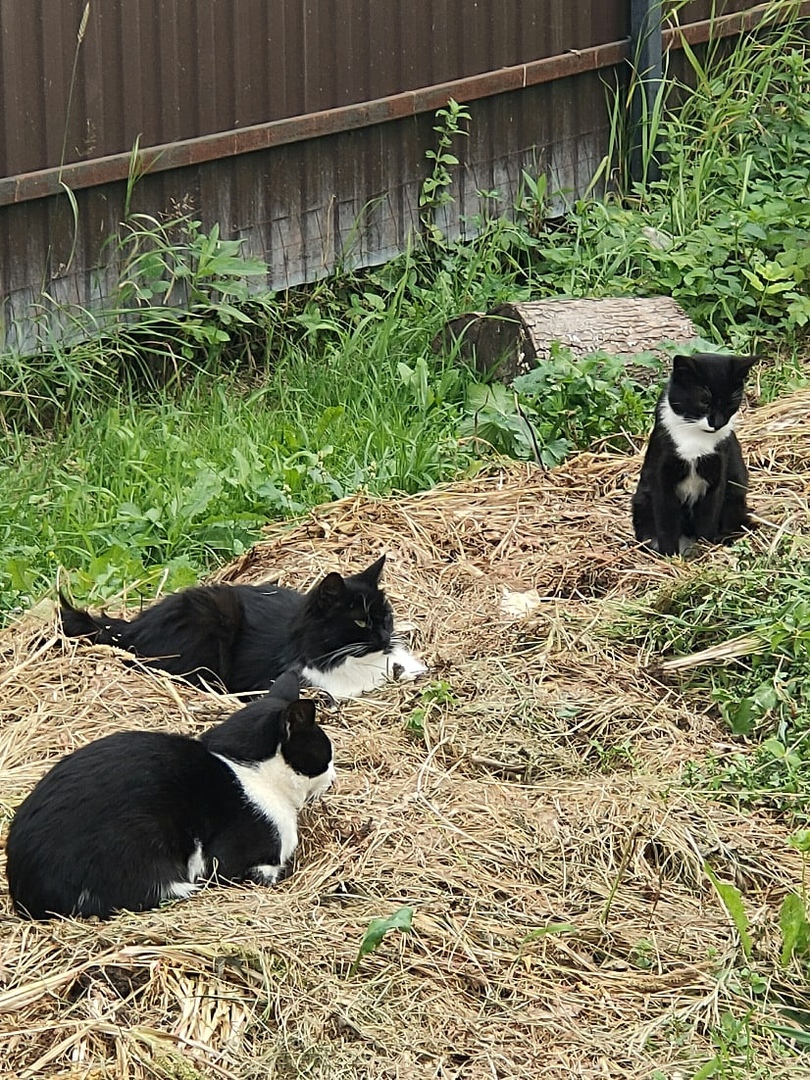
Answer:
[{"left": 433, "top": 297, "right": 698, "bottom": 382}]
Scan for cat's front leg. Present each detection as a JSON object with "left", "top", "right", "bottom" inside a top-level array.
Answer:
[
  {"left": 691, "top": 494, "right": 723, "bottom": 542},
  {"left": 651, "top": 494, "right": 683, "bottom": 556},
  {"left": 648, "top": 457, "right": 689, "bottom": 555}
]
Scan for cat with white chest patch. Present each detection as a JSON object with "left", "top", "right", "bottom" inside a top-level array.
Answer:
[
  {"left": 59, "top": 554, "right": 427, "bottom": 699},
  {"left": 632, "top": 352, "right": 758, "bottom": 555},
  {"left": 6, "top": 670, "right": 335, "bottom": 919}
]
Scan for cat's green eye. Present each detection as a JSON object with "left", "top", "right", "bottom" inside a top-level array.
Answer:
[{"left": 354, "top": 618, "right": 368, "bottom": 628}]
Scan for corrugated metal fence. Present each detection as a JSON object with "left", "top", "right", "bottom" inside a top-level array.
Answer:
[{"left": 0, "top": 0, "right": 797, "bottom": 350}]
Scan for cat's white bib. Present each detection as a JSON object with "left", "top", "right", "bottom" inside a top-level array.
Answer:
[
  {"left": 659, "top": 398, "right": 736, "bottom": 461},
  {"left": 676, "top": 464, "right": 709, "bottom": 506}
]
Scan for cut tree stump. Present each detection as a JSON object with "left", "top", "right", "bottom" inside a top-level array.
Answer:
[{"left": 433, "top": 297, "right": 698, "bottom": 382}]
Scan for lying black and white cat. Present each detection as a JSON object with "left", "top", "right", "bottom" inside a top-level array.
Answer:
[
  {"left": 632, "top": 352, "right": 758, "bottom": 555},
  {"left": 59, "top": 554, "right": 426, "bottom": 698},
  {"left": 6, "top": 670, "right": 335, "bottom": 920}
]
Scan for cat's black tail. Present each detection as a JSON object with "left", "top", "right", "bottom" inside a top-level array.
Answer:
[{"left": 58, "top": 591, "right": 131, "bottom": 644}]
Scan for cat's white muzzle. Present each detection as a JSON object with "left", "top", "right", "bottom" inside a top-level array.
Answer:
[{"left": 305, "top": 760, "right": 336, "bottom": 803}]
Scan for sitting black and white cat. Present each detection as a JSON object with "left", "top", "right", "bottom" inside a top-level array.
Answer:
[
  {"left": 59, "top": 554, "right": 426, "bottom": 698},
  {"left": 632, "top": 352, "right": 758, "bottom": 555},
  {"left": 6, "top": 670, "right": 335, "bottom": 920}
]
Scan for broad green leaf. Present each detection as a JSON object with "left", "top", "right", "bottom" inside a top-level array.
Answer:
[
  {"left": 349, "top": 906, "right": 414, "bottom": 976},
  {"left": 766, "top": 1023, "right": 810, "bottom": 1048},
  {"left": 691, "top": 1059, "right": 720, "bottom": 1079},
  {"left": 780, "top": 893, "right": 810, "bottom": 967},
  {"left": 704, "top": 863, "right": 752, "bottom": 959}
]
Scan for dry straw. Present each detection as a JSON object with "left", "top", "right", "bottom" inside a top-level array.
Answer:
[{"left": 1, "top": 388, "right": 809, "bottom": 1078}]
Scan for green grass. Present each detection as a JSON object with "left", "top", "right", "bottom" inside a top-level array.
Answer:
[
  {"left": 0, "top": 315, "right": 479, "bottom": 614},
  {"left": 606, "top": 533, "right": 810, "bottom": 823},
  {"left": 524, "top": 6, "right": 810, "bottom": 344}
]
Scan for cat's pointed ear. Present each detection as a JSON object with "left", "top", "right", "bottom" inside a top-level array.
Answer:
[
  {"left": 356, "top": 553, "right": 386, "bottom": 586},
  {"left": 733, "top": 354, "right": 759, "bottom": 374},
  {"left": 671, "top": 354, "right": 700, "bottom": 379},
  {"left": 269, "top": 669, "right": 300, "bottom": 703},
  {"left": 285, "top": 699, "right": 316, "bottom": 728},
  {"left": 313, "top": 571, "right": 347, "bottom": 611}
]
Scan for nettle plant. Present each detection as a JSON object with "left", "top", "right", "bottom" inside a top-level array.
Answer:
[
  {"left": 460, "top": 345, "right": 663, "bottom": 466},
  {"left": 419, "top": 98, "right": 472, "bottom": 246}
]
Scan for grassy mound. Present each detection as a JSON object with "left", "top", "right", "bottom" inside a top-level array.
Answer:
[{"left": 2, "top": 389, "right": 809, "bottom": 1078}]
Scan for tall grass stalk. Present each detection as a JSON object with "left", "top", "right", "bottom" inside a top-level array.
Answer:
[{"left": 57, "top": 2, "right": 91, "bottom": 185}]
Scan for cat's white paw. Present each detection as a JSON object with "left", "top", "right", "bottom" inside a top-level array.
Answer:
[
  {"left": 249, "top": 863, "right": 287, "bottom": 885},
  {"left": 388, "top": 646, "right": 428, "bottom": 682}
]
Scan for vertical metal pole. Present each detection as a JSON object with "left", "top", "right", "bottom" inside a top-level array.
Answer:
[{"left": 630, "top": 0, "right": 664, "bottom": 185}]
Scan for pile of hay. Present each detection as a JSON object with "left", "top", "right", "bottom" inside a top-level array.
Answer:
[{"left": 1, "top": 389, "right": 809, "bottom": 1078}]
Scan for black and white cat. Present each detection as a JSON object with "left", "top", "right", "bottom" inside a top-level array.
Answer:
[
  {"left": 59, "top": 554, "right": 426, "bottom": 698},
  {"left": 6, "top": 670, "right": 335, "bottom": 920},
  {"left": 632, "top": 352, "right": 758, "bottom": 555}
]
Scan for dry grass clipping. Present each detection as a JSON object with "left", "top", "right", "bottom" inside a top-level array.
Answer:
[{"left": 2, "top": 389, "right": 810, "bottom": 1079}]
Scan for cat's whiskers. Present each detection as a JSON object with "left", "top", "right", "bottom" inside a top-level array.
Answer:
[
  {"left": 311, "top": 641, "right": 373, "bottom": 666},
  {"left": 317, "top": 629, "right": 409, "bottom": 662}
]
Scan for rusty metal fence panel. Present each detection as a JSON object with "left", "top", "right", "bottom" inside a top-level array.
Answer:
[
  {"left": 0, "top": 0, "right": 802, "bottom": 350},
  {"left": 0, "top": 0, "right": 625, "bottom": 178}
]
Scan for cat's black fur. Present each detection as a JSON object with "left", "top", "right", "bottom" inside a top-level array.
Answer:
[
  {"left": 632, "top": 352, "right": 758, "bottom": 556},
  {"left": 59, "top": 555, "right": 396, "bottom": 695},
  {"left": 6, "top": 670, "right": 335, "bottom": 920}
]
